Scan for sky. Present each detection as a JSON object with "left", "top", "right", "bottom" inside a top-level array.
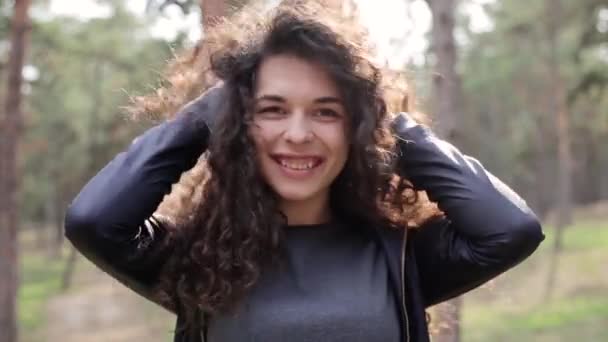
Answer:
[{"left": 44, "top": 0, "right": 494, "bottom": 67}]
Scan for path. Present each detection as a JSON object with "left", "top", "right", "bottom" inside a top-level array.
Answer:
[{"left": 41, "top": 258, "right": 173, "bottom": 342}]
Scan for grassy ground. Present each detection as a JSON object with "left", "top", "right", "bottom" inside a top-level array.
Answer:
[
  {"left": 18, "top": 251, "right": 66, "bottom": 334},
  {"left": 17, "top": 237, "right": 174, "bottom": 342},
  {"left": 17, "top": 217, "right": 608, "bottom": 341},
  {"left": 461, "top": 219, "right": 608, "bottom": 342}
]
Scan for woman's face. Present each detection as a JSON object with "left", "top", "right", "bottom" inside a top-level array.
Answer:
[{"left": 249, "top": 54, "right": 349, "bottom": 208}]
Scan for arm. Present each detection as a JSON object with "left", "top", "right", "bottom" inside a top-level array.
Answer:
[
  {"left": 64, "top": 86, "right": 225, "bottom": 309},
  {"left": 392, "top": 113, "right": 545, "bottom": 307}
]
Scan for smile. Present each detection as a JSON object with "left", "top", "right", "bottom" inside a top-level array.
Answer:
[{"left": 270, "top": 154, "right": 325, "bottom": 176}]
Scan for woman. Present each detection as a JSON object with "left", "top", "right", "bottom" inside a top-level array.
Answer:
[{"left": 64, "top": 2, "right": 544, "bottom": 342}]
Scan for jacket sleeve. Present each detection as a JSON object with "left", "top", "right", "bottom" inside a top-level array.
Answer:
[
  {"left": 392, "top": 113, "right": 545, "bottom": 308},
  {"left": 64, "top": 111, "right": 210, "bottom": 310}
]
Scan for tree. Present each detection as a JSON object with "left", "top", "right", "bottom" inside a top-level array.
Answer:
[
  {"left": 0, "top": 1, "right": 31, "bottom": 341},
  {"left": 457, "top": 0, "right": 608, "bottom": 303},
  {"left": 425, "top": 0, "right": 463, "bottom": 141},
  {"left": 571, "top": 0, "right": 608, "bottom": 101},
  {"left": 543, "top": 0, "right": 573, "bottom": 301},
  {"left": 200, "top": 0, "right": 253, "bottom": 27},
  {"left": 568, "top": 0, "right": 608, "bottom": 201},
  {"left": 424, "top": 1, "right": 463, "bottom": 341},
  {"left": 22, "top": 2, "right": 177, "bottom": 280},
  {"left": 200, "top": 0, "right": 226, "bottom": 27}
]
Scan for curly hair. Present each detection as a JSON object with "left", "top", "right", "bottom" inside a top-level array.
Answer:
[{"left": 128, "top": 0, "right": 442, "bottom": 328}]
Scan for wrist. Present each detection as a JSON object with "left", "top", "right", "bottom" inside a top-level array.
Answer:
[
  {"left": 177, "top": 83, "right": 227, "bottom": 132},
  {"left": 392, "top": 112, "right": 433, "bottom": 142}
]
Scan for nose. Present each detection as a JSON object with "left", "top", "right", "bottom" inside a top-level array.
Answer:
[{"left": 283, "top": 111, "right": 313, "bottom": 144}]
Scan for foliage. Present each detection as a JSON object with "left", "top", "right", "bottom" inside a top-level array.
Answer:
[
  {"left": 457, "top": 0, "right": 608, "bottom": 215},
  {"left": 21, "top": 2, "right": 178, "bottom": 224},
  {"left": 571, "top": 0, "right": 608, "bottom": 99},
  {"left": 8, "top": 0, "right": 608, "bottom": 340}
]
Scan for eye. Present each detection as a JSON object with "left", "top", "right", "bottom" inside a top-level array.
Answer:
[
  {"left": 256, "top": 106, "right": 287, "bottom": 117},
  {"left": 314, "top": 108, "right": 341, "bottom": 120}
]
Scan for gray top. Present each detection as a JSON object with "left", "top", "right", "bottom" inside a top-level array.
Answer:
[{"left": 207, "top": 221, "right": 401, "bottom": 342}]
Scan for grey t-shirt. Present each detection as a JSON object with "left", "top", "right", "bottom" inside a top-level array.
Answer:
[{"left": 207, "top": 221, "right": 401, "bottom": 342}]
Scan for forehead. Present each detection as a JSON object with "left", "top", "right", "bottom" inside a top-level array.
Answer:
[{"left": 254, "top": 54, "right": 341, "bottom": 99}]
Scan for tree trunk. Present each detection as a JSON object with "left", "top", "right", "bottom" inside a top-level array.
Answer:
[
  {"left": 61, "top": 59, "right": 105, "bottom": 288},
  {"left": 426, "top": 0, "right": 462, "bottom": 141},
  {"left": 599, "top": 133, "right": 608, "bottom": 199},
  {"left": 424, "top": 1, "right": 462, "bottom": 341},
  {"left": 533, "top": 104, "right": 554, "bottom": 219},
  {"left": 544, "top": 0, "right": 572, "bottom": 302},
  {"left": 200, "top": 0, "right": 226, "bottom": 29},
  {"left": 52, "top": 182, "right": 66, "bottom": 257},
  {"left": 0, "top": 1, "right": 31, "bottom": 341},
  {"left": 61, "top": 246, "right": 78, "bottom": 291}
]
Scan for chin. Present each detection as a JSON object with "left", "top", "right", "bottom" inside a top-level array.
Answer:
[{"left": 272, "top": 184, "right": 320, "bottom": 202}]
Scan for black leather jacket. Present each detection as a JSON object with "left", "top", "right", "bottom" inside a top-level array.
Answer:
[{"left": 64, "top": 110, "right": 544, "bottom": 342}]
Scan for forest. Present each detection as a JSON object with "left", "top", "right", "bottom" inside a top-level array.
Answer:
[{"left": 0, "top": 0, "right": 607, "bottom": 341}]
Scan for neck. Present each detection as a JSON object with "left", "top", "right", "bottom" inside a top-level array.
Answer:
[{"left": 280, "top": 191, "right": 332, "bottom": 226}]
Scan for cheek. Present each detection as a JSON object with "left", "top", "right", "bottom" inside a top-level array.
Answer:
[
  {"left": 249, "top": 120, "right": 282, "bottom": 146},
  {"left": 248, "top": 126, "right": 274, "bottom": 178},
  {"left": 249, "top": 124, "right": 270, "bottom": 153},
  {"left": 322, "top": 126, "right": 349, "bottom": 163},
  {"left": 334, "top": 140, "right": 349, "bottom": 173},
  {"left": 249, "top": 128, "right": 262, "bottom": 151}
]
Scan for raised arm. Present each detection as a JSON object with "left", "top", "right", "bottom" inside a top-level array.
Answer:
[
  {"left": 392, "top": 113, "right": 544, "bottom": 307},
  {"left": 64, "top": 86, "right": 226, "bottom": 308}
]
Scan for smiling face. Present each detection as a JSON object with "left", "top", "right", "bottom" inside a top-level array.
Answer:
[{"left": 249, "top": 54, "right": 349, "bottom": 224}]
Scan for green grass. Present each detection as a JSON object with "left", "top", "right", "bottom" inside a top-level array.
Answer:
[
  {"left": 18, "top": 252, "right": 66, "bottom": 331},
  {"left": 16, "top": 220, "right": 608, "bottom": 341},
  {"left": 461, "top": 219, "right": 608, "bottom": 342},
  {"left": 542, "top": 220, "right": 608, "bottom": 251},
  {"left": 463, "top": 295, "right": 608, "bottom": 341}
]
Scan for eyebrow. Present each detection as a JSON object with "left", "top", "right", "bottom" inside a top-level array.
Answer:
[
  {"left": 255, "top": 95, "right": 285, "bottom": 103},
  {"left": 315, "top": 96, "right": 343, "bottom": 105},
  {"left": 255, "top": 94, "right": 343, "bottom": 105}
]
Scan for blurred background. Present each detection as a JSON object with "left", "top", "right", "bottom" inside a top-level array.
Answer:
[{"left": 0, "top": 0, "right": 607, "bottom": 341}]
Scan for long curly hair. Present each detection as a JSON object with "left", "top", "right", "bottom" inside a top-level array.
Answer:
[{"left": 128, "top": 0, "right": 441, "bottom": 328}]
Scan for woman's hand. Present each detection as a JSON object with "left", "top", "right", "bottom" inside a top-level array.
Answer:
[
  {"left": 391, "top": 111, "right": 544, "bottom": 307},
  {"left": 64, "top": 84, "right": 228, "bottom": 309},
  {"left": 177, "top": 82, "right": 228, "bottom": 132}
]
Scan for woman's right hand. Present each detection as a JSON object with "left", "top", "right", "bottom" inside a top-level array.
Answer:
[
  {"left": 177, "top": 82, "right": 228, "bottom": 132},
  {"left": 64, "top": 83, "right": 229, "bottom": 309}
]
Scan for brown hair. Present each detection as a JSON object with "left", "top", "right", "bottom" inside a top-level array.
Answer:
[{"left": 128, "top": 0, "right": 441, "bottom": 327}]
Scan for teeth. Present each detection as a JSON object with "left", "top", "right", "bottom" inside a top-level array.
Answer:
[{"left": 279, "top": 159, "right": 316, "bottom": 170}]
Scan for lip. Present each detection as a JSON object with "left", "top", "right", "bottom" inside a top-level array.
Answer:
[
  {"left": 269, "top": 153, "right": 325, "bottom": 180},
  {"left": 270, "top": 153, "right": 324, "bottom": 160}
]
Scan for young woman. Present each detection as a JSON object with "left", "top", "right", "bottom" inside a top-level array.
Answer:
[{"left": 64, "top": 2, "right": 544, "bottom": 341}]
